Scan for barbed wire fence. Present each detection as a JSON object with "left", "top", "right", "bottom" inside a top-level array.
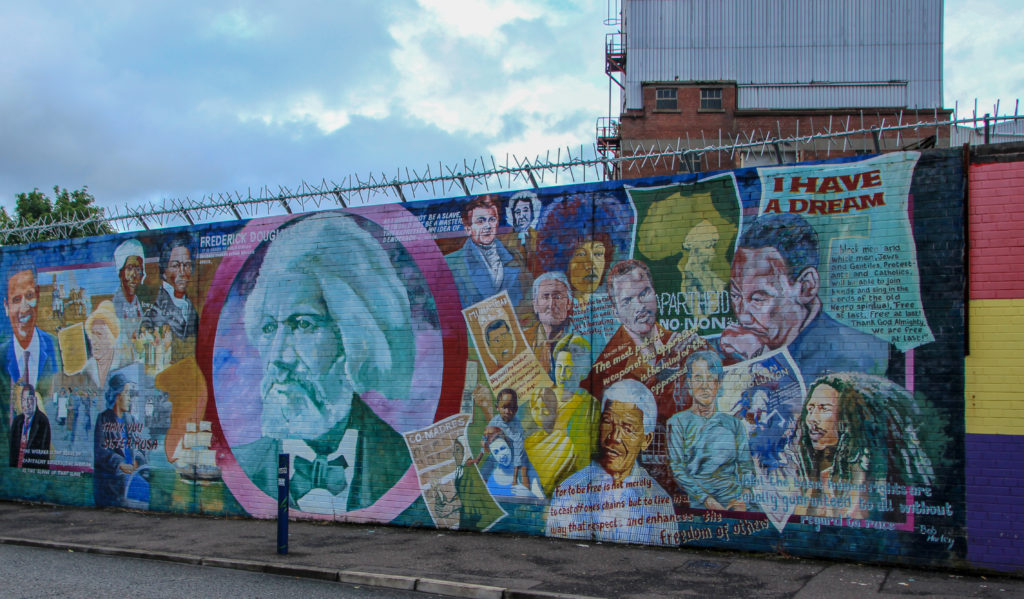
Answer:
[{"left": 2, "top": 111, "right": 1021, "bottom": 245}]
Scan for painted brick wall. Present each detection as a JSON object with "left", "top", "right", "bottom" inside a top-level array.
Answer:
[
  {"left": 964, "top": 152, "right": 1024, "bottom": 572},
  {"left": 0, "top": 147, "right": 984, "bottom": 571}
]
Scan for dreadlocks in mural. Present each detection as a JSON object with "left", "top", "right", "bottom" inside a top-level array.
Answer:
[{"left": 797, "top": 372, "right": 939, "bottom": 522}]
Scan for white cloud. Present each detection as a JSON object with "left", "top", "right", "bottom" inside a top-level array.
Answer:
[
  {"left": 240, "top": 94, "right": 353, "bottom": 134},
  {"left": 385, "top": 0, "right": 607, "bottom": 152},
  {"left": 413, "top": 0, "right": 543, "bottom": 49},
  {"left": 944, "top": 0, "right": 1024, "bottom": 115}
]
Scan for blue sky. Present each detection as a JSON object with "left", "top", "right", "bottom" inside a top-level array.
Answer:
[{"left": 0, "top": 0, "right": 1020, "bottom": 218}]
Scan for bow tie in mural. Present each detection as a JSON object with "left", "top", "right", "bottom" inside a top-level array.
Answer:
[{"left": 290, "top": 453, "right": 348, "bottom": 502}]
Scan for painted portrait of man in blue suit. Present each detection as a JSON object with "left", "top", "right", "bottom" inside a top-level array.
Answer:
[
  {"left": 2, "top": 263, "right": 61, "bottom": 402},
  {"left": 445, "top": 195, "right": 527, "bottom": 309}
]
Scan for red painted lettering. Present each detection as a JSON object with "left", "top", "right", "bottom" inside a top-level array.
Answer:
[
  {"left": 764, "top": 199, "right": 782, "bottom": 214},
  {"left": 862, "top": 170, "right": 882, "bottom": 187},
  {"left": 789, "top": 177, "right": 818, "bottom": 193},
  {"left": 789, "top": 198, "right": 808, "bottom": 213},
  {"left": 808, "top": 199, "right": 827, "bottom": 215},
  {"left": 839, "top": 173, "right": 863, "bottom": 191},
  {"left": 860, "top": 192, "right": 885, "bottom": 208},
  {"left": 818, "top": 177, "right": 842, "bottom": 194}
]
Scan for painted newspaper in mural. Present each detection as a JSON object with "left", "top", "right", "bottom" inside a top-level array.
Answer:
[{"left": 0, "top": 151, "right": 964, "bottom": 565}]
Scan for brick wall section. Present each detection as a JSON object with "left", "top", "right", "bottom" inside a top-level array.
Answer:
[
  {"left": 968, "top": 161, "right": 1024, "bottom": 300},
  {"left": 964, "top": 150, "right": 1024, "bottom": 572},
  {"left": 966, "top": 434, "right": 1024, "bottom": 571},
  {"left": 965, "top": 300, "right": 1024, "bottom": 435}
]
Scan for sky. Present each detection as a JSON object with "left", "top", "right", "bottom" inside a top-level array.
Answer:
[{"left": 0, "top": 0, "right": 1020, "bottom": 223}]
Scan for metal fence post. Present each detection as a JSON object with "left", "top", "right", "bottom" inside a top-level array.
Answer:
[{"left": 277, "top": 453, "right": 289, "bottom": 555}]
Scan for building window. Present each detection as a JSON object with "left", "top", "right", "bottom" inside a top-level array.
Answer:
[
  {"left": 700, "top": 88, "right": 723, "bottom": 110},
  {"left": 655, "top": 88, "right": 678, "bottom": 110}
]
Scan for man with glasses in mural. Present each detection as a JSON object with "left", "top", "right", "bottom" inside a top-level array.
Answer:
[
  {"left": 233, "top": 213, "right": 417, "bottom": 515},
  {"left": 142, "top": 233, "right": 199, "bottom": 342},
  {"left": 483, "top": 319, "right": 516, "bottom": 371}
]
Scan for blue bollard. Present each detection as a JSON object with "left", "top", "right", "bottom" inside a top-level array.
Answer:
[{"left": 277, "top": 453, "right": 289, "bottom": 555}]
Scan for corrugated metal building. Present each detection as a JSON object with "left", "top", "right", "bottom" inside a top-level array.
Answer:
[{"left": 604, "top": 0, "right": 952, "bottom": 175}]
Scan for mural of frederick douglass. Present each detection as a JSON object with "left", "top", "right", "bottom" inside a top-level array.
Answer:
[{"left": 232, "top": 213, "right": 416, "bottom": 515}]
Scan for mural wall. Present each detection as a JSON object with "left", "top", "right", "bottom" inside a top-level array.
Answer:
[
  {"left": 964, "top": 148, "right": 1024, "bottom": 573},
  {"left": 0, "top": 148, "right": 975, "bottom": 568}
]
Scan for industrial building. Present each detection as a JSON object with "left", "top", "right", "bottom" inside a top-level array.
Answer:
[{"left": 598, "top": 0, "right": 952, "bottom": 176}]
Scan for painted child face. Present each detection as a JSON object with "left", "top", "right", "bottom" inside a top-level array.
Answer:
[{"left": 497, "top": 393, "right": 518, "bottom": 423}]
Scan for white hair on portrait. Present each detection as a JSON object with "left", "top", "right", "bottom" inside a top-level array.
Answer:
[
  {"left": 505, "top": 190, "right": 541, "bottom": 230},
  {"left": 243, "top": 212, "right": 414, "bottom": 400},
  {"left": 602, "top": 379, "right": 657, "bottom": 435},
  {"left": 531, "top": 270, "right": 571, "bottom": 299}
]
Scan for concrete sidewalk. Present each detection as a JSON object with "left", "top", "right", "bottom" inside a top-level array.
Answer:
[{"left": 0, "top": 501, "right": 1018, "bottom": 599}]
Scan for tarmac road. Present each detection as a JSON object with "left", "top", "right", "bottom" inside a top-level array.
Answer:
[
  {"left": 0, "top": 501, "right": 1020, "bottom": 599},
  {"left": 0, "top": 544, "right": 446, "bottom": 599}
]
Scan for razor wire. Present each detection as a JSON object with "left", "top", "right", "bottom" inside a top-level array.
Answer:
[{"left": 1, "top": 111, "right": 1021, "bottom": 244}]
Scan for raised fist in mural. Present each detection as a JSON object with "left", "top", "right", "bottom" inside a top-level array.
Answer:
[{"left": 472, "top": 384, "right": 495, "bottom": 421}]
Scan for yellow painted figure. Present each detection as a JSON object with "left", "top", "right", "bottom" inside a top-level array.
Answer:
[{"left": 523, "top": 335, "right": 599, "bottom": 496}]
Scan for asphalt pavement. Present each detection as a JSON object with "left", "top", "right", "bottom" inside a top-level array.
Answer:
[
  {"left": 0, "top": 501, "right": 1020, "bottom": 599},
  {"left": 0, "top": 544, "right": 442, "bottom": 599}
]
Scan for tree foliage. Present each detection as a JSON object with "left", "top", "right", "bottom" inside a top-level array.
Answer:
[{"left": 2, "top": 186, "right": 114, "bottom": 245}]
